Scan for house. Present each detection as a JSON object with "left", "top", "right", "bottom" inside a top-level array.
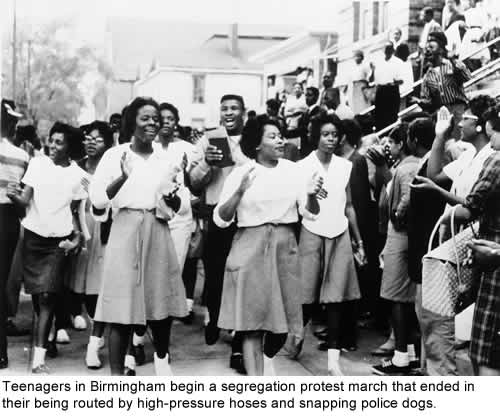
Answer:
[{"left": 105, "top": 18, "right": 301, "bottom": 126}]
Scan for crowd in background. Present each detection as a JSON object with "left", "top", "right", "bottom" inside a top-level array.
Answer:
[{"left": 1, "top": 0, "right": 500, "bottom": 377}]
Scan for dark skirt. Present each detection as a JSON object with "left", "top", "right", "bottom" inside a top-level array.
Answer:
[
  {"left": 375, "top": 84, "right": 400, "bottom": 131},
  {"left": 22, "top": 228, "right": 71, "bottom": 295},
  {"left": 469, "top": 230, "right": 500, "bottom": 369},
  {"left": 218, "top": 224, "right": 302, "bottom": 336}
]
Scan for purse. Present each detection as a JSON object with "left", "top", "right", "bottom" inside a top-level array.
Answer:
[{"left": 422, "top": 206, "right": 478, "bottom": 317}]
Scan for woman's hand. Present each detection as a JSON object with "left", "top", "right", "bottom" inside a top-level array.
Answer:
[
  {"left": 205, "top": 145, "right": 223, "bottom": 165},
  {"left": 237, "top": 166, "right": 256, "bottom": 195},
  {"left": 435, "top": 106, "right": 453, "bottom": 138},
  {"left": 6, "top": 181, "right": 22, "bottom": 200},
  {"left": 466, "top": 239, "right": 500, "bottom": 267},
  {"left": 307, "top": 172, "right": 325, "bottom": 198},
  {"left": 366, "top": 146, "right": 387, "bottom": 167},
  {"left": 59, "top": 234, "right": 82, "bottom": 255},
  {"left": 120, "top": 151, "right": 133, "bottom": 178},
  {"left": 410, "top": 175, "right": 439, "bottom": 192}
]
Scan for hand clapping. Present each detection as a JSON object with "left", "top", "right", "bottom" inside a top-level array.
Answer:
[
  {"left": 120, "top": 152, "right": 133, "bottom": 178},
  {"left": 238, "top": 166, "right": 256, "bottom": 195},
  {"left": 308, "top": 172, "right": 327, "bottom": 199},
  {"left": 435, "top": 106, "right": 453, "bottom": 138}
]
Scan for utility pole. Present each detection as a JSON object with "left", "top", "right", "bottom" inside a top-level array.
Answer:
[{"left": 12, "top": 0, "right": 17, "bottom": 100}]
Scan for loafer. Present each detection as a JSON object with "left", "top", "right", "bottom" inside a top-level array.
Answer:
[
  {"left": 32, "top": 364, "right": 50, "bottom": 375},
  {"left": 313, "top": 328, "right": 328, "bottom": 339},
  {"left": 205, "top": 322, "right": 220, "bottom": 345},
  {"left": 0, "top": 357, "right": 8, "bottom": 369},
  {"left": 124, "top": 367, "right": 136, "bottom": 376},
  {"left": 372, "top": 359, "right": 411, "bottom": 376},
  {"left": 229, "top": 353, "right": 246, "bottom": 375}
]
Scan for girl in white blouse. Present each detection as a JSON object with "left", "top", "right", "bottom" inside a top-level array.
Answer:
[
  {"left": 89, "top": 97, "right": 187, "bottom": 376},
  {"left": 6, "top": 122, "right": 87, "bottom": 374},
  {"left": 214, "top": 117, "right": 323, "bottom": 376}
]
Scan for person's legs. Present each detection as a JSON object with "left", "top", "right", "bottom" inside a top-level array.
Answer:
[
  {"left": 242, "top": 331, "right": 264, "bottom": 376},
  {"left": 85, "top": 295, "right": 105, "bottom": 369},
  {"left": 108, "top": 323, "right": 130, "bottom": 375},
  {"left": 31, "top": 292, "right": 57, "bottom": 371},
  {"left": 149, "top": 318, "right": 174, "bottom": 375},
  {"left": 182, "top": 257, "right": 199, "bottom": 319},
  {"left": 325, "top": 302, "right": 344, "bottom": 375}
]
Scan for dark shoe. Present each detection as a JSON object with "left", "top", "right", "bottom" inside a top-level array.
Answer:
[
  {"left": 372, "top": 359, "right": 411, "bottom": 376},
  {"left": 46, "top": 341, "right": 58, "bottom": 359},
  {"left": 0, "top": 357, "right": 8, "bottom": 369},
  {"left": 6, "top": 320, "right": 30, "bottom": 337},
  {"left": 205, "top": 322, "right": 220, "bottom": 345},
  {"left": 32, "top": 364, "right": 50, "bottom": 375},
  {"left": 124, "top": 367, "right": 136, "bottom": 376},
  {"left": 229, "top": 353, "right": 246, "bottom": 375},
  {"left": 370, "top": 347, "right": 395, "bottom": 357},
  {"left": 132, "top": 344, "right": 145, "bottom": 366},
  {"left": 288, "top": 336, "right": 304, "bottom": 360},
  {"left": 341, "top": 344, "right": 358, "bottom": 352},
  {"left": 313, "top": 328, "right": 328, "bottom": 340},
  {"left": 180, "top": 311, "right": 195, "bottom": 325}
]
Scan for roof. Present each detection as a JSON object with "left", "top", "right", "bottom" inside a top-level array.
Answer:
[{"left": 107, "top": 17, "right": 302, "bottom": 78}]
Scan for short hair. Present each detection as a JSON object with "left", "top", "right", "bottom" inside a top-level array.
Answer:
[
  {"left": 122, "top": 97, "right": 160, "bottom": 140},
  {"left": 220, "top": 94, "right": 245, "bottom": 109},
  {"left": 428, "top": 31, "right": 448, "bottom": 50},
  {"left": 306, "top": 86, "right": 320, "bottom": 102},
  {"left": 353, "top": 49, "right": 364, "bottom": 59},
  {"left": 86, "top": 120, "right": 114, "bottom": 149},
  {"left": 109, "top": 113, "right": 121, "bottom": 122},
  {"left": 266, "top": 98, "right": 281, "bottom": 112},
  {"left": 482, "top": 102, "right": 500, "bottom": 132},
  {"left": 395, "top": 43, "right": 410, "bottom": 61},
  {"left": 240, "top": 116, "right": 282, "bottom": 160},
  {"left": 49, "top": 122, "right": 85, "bottom": 160},
  {"left": 469, "top": 95, "right": 497, "bottom": 128},
  {"left": 323, "top": 87, "right": 341, "bottom": 109},
  {"left": 310, "top": 112, "right": 344, "bottom": 149},
  {"left": 423, "top": 7, "right": 434, "bottom": 17},
  {"left": 408, "top": 118, "right": 435, "bottom": 150},
  {"left": 159, "top": 102, "right": 180, "bottom": 123},
  {"left": 341, "top": 119, "right": 363, "bottom": 148},
  {"left": 388, "top": 122, "right": 411, "bottom": 154}
]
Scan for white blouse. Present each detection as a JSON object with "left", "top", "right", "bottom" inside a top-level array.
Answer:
[
  {"left": 298, "top": 152, "right": 352, "bottom": 239},
  {"left": 89, "top": 143, "right": 188, "bottom": 218},
  {"left": 213, "top": 159, "right": 315, "bottom": 229},
  {"left": 22, "top": 156, "right": 88, "bottom": 238}
]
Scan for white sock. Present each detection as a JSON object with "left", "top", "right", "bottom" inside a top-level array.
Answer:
[
  {"left": 133, "top": 333, "right": 144, "bottom": 346},
  {"left": 327, "top": 349, "right": 344, "bottom": 376},
  {"left": 88, "top": 336, "right": 101, "bottom": 348},
  {"left": 263, "top": 355, "right": 276, "bottom": 376},
  {"left": 186, "top": 299, "right": 194, "bottom": 312},
  {"left": 392, "top": 350, "right": 409, "bottom": 367},
  {"left": 407, "top": 344, "right": 416, "bottom": 362},
  {"left": 33, "top": 347, "right": 46, "bottom": 368},
  {"left": 124, "top": 354, "right": 136, "bottom": 370}
]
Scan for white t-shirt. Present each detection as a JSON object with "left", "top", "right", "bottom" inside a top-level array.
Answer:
[
  {"left": 213, "top": 159, "right": 314, "bottom": 229},
  {"left": 298, "top": 152, "right": 352, "bottom": 239},
  {"left": 22, "top": 156, "right": 88, "bottom": 237},
  {"left": 374, "top": 56, "right": 404, "bottom": 88},
  {"left": 442, "top": 143, "right": 494, "bottom": 210}
]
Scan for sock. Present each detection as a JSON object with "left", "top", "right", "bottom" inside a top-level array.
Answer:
[
  {"left": 186, "top": 299, "right": 194, "bottom": 312},
  {"left": 407, "top": 344, "right": 417, "bottom": 362},
  {"left": 124, "top": 354, "right": 136, "bottom": 370},
  {"left": 327, "top": 349, "right": 344, "bottom": 376},
  {"left": 263, "top": 354, "right": 276, "bottom": 376},
  {"left": 88, "top": 336, "right": 101, "bottom": 348},
  {"left": 133, "top": 333, "right": 144, "bottom": 346},
  {"left": 33, "top": 347, "right": 46, "bottom": 368},
  {"left": 392, "top": 350, "right": 409, "bottom": 367}
]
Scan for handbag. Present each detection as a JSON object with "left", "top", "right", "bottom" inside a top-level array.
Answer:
[{"left": 422, "top": 206, "right": 478, "bottom": 317}]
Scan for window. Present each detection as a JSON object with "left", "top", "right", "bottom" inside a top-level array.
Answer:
[
  {"left": 353, "top": 1, "right": 360, "bottom": 42},
  {"left": 372, "top": 1, "right": 380, "bottom": 35},
  {"left": 381, "top": 1, "right": 390, "bottom": 32},
  {"left": 192, "top": 74, "right": 206, "bottom": 104}
]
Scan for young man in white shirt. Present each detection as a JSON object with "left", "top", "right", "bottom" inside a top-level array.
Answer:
[{"left": 189, "top": 94, "right": 249, "bottom": 374}]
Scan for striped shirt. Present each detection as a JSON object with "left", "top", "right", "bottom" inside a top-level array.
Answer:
[
  {"left": 421, "top": 59, "right": 471, "bottom": 107},
  {"left": 0, "top": 138, "right": 29, "bottom": 204}
]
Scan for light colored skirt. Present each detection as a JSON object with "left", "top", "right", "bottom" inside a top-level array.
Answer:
[
  {"left": 94, "top": 209, "right": 187, "bottom": 325},
  {"left": 170, "top": 222, "right": 192, "bottom": 270},
  {"left": 299, "top": 226, "right": 360, "bottom": 304},
  {"left": 380, "top": 221, "right": 415, "bottom": 303},
  {"left": 217, "top": 224, "right": 302, "bottom": 335},
  {"left": 68, "top": 211, "right": 105, "bottom": 295}
]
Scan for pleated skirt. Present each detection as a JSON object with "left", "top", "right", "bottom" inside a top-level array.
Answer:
[
  {"left": 217, "top": 224, "right": 302, "bottom": 335},
  {"left": 94, "top": 209, "right": 187, "bottom": 325},
  {"left": 299, "top": 226, "right": 360, "bottom": 304}
]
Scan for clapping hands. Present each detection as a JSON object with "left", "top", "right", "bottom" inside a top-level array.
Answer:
[
  {"left": 435, "top": 106, "right": 453, "bottom": 138},
  {"left": 307, "top": 172, "right": 327, "bottom": 199}
]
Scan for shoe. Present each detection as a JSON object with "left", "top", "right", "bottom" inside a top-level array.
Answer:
[
  {"left": 124, "top": 367, "right": 136, "bottom": 376},
  {"left": 229, "top": 353, "right": 246, "bottom": 375},
  {"left": 313, "top": 328, "right": 328, "bottom": 340},
  {"left": 73, "top": 315, "right": 87, "bottom": 330},
  {"left": 46, "top": 341, "right": 58, "bottom": 358},
  {"left": 318, "top": 342, "right": 358, "bottom": 352},
  {"left": 288, "top": 336, "right": 304, "bottom": 360},
  {"left": 205, "top": 322, "right": 220, "bottom": 345},
  {"left": 372, "top": 359, "right": 411, "bottom": 376},
  {"left": 371, "top": 347, "right": 395, "bottom": 356},
  {"left": 85, "top": 344, "right": 102, "bottom": 369},
  {"left": 56, "top": 329, "right": 70, "bottom": 344},
  {"left": 154, "top": 353, "right": 173, "bottom": 376},
  {"left": 179, "top": 311, "right": 195, "bottom": 325},
  {"left": 409, "top": 359, "right": 421, "bottom": 369},
  {"left": 6, "top": 320, "right": 30, "bottom": 337},
  {"left": 0, "top": 357, "right": 8, "bottom": 369},
  {"left": 132, "top": 344, "right": 145, "bottom": 366},
  {"left": 32, "top": 364, "right": 50, "bottom": 375}
]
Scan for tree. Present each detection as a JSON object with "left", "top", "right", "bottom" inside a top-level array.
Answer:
[{"left": 2, "top": 18, "right": 113, "bottom": 128}]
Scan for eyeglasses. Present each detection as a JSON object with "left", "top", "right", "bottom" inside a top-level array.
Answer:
[{"left": 462, "top": 115, "right": 479, "bottom": 121}]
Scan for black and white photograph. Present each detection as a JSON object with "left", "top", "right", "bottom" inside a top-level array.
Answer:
[{"left": 1, "top": 0, "right": 500, "bottom": 377}]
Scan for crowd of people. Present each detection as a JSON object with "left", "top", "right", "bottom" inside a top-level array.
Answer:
[{"left": 1, "top": 1, "right": 500, "bottom": 377}]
